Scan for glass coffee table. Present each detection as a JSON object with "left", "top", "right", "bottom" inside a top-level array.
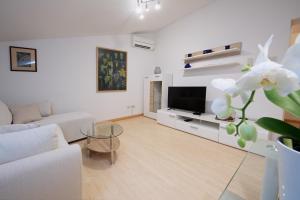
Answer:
[
  {"left": 219, "top": 140, "right": 279, "bottom": 200},
  {"left": 81, "top": 122, "right": 123, "bottom": 164}
]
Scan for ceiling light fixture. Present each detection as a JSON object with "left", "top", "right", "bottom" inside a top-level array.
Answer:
[
  {"left": 136, "top": 0, "right": 161, "bottom": 20},
  {"left": 136, "top": 6, "right": 142, "bottom": 14},
  {"left": 145, "top": 3, "right": 150, "bottom": 12},
  {"left": 155, "top": 2, "right": 161, "bottom": 10},
  {"left": 139, "top": 14, "right": 145, "bottom": 20}
]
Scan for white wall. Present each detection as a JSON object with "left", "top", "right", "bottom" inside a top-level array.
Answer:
[
  {"left": 0, "top": 35, "right": 155, "bottom": 121},
  {"left": 155, "top": 0, "right": 300, "bottom": 119},
  {"left": 1, "top": 0, "right": 299, "bottom": 122}
]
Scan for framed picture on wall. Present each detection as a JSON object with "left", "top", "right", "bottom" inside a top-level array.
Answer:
[
  {"left": 96, "top": 47, "right": 127, "bottom": 92},
  {"left": 10, "top": 46, "right": 37, "bottom": 72}
]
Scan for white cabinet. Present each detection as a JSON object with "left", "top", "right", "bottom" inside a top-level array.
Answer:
[
  {"left": 157, "top": 109, "right": 177, "bottom": 128},
  {"left": 144, "top": 74, "right": 172, "bottom": 119},
  {"left": 157, "top": 108, "right": 270, "bottom": 151},
  {"left": 158, "top": 109, "right": 220, "bottom": 142},
  {"left": 175, "top": 120, "right": 218, "bottom": 142},
  {"left": 196, "top": 122, "right": 219, "bottom": 142},
  {"left": 175, "top": 119, "right": 190, "bottom": 132}
]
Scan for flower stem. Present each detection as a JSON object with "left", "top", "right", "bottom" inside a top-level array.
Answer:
[
  {"left": 231, "top": 106, "right": 243, "bottom": 111},
  {"left": 234, "top": 91, "right": 256, "bottom": 136}
]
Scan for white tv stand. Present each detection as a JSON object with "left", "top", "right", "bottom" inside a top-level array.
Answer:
[{"left": 157, "top": 108, "right": 269, "bottom": 151}]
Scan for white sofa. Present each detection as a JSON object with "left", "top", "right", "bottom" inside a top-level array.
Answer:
[
  {"left": 0, "top": 124, "right": 82, "bottom": 200},
  {"left": 33, "top": 112, "right": 94, "bottom": 142},
  {"left": 0, "top": 100, "right": 94, "bottom": 142}
]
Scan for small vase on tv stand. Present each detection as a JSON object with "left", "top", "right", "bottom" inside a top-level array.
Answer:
[{"left": 154, "top": 66, "right": 161, "bottom": 74}]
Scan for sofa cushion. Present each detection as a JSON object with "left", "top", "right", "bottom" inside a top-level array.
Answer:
[
  {"left": 0, "top": 124, "right": 39, "bottom": 134},
  {"left": 38, "top": 101, "right": 52, "bottom": 117},
  {"left": 0, "top": 124, "right": 59, "bottom": 164},
  {"left": 0, "top": 100, "right": 12, "bottom": 125},
  {"left": 33, "top": 112, "right": 94, "bottom": 142},
  {"left": 11, "top": 104, "right": 42, "bottom": 124}
]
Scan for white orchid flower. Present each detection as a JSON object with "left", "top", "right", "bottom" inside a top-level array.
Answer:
[
  {"left": 211, "top": 78, "right": 239, "bottom": 96},
  {"left": 281, "top": 34, "right": 300, "bottom": 82},
  {"left": 211, "top": 78, "right": 251, "bottom": 103},
  {"left": 236, "top": 35, "right": 299, "bottom": 96},
  {"left": 236, "top": 61, "right": 298, "bottom": 96},
  {"left": 254, "top": 34, "right": 274, "bottom": 65},
  {"left": 211, "top": 94, "right": 233, "bottom": 119}
]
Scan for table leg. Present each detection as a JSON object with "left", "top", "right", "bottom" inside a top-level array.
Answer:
[
  {"left": 87, "top": 137, "right": 91, "bottom": 157},
  {"left": 110, "top": 136, "right": 114, "bottom": 164}
]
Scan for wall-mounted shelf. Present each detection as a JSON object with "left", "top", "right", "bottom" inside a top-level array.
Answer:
[
  {"left": 182, "top": 62, "right": 240, "bottom": 71},
  {"left": 184, "top": 42, "right": 242, "bottom": 64}
]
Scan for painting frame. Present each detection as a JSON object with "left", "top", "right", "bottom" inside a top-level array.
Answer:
[
  {"left": 10, "top": 46, "right": 37, "bottom": 72},
  {"left": 96, "top": 47, "right": 127, "bottom": 92}
]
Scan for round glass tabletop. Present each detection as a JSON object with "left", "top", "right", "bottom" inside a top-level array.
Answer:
[{"left": 81, "top": 123, "right": 123, "bottom": 139}]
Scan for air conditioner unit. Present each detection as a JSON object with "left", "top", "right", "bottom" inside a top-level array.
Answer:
[{"left": 132, "top": 36, "right": 155, "bottom": 50}]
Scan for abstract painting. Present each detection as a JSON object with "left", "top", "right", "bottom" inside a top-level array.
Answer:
[
  {"left": 96, "top": 47, "right": 127, "bottom": 92},
  {"left": 10, "top": 46, "right": 37, "bottom": 72}
]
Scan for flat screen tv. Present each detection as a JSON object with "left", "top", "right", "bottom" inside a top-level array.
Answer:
[{"left": 168, "top": 86, "right": 206, "bottom": 114}]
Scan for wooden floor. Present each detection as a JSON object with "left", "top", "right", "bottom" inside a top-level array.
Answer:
[{"left": 78, "top": 117, "right": 246, "bottom": 200}]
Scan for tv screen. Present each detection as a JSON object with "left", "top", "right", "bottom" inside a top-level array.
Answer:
[{"left": 168, "top": 87, "right": 206, "bottom": 114}]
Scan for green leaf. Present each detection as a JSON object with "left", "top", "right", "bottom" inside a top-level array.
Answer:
[
  {"left": 264, "top": 89, "right": 300, "bottom": 118},
  {"left": 288, "top": 90, "right": 300, "bottom": 106},
  {"left": 256, "top": 117, "right": 300, "bottom": 141}
]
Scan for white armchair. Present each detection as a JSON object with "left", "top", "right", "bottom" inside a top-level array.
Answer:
[{"left": 0, "top": 125, "right": 82, "bottom": 200}]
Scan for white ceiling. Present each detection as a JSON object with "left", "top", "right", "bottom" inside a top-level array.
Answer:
[{"left": 0, "top": 0, "right": 214, "bottom": 41}]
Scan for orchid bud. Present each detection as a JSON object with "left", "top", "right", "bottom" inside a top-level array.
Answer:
[
  {"left": 226, "top": 123, "right": 236, "bottom": 135},
  {"left": 239, "top": 122, "right": 257, "bottom": 141},
  {"left": 237, "top": 138, "right": 246, "bottom": 148}
]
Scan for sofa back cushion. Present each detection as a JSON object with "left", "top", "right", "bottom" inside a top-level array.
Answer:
[
  {"left": 10, "top": 104, "right": 42, "bottom": 124},
  {"left": 38, "top": 101, "right": 53, "bottom": 117},
  {"left": 0, "top": 100, "right": 12, "bottom": 125},
  {"left": 0, "top": 124, "right": 59, "bottom": 164},
  {"left": 0, "top": 124, "right": 39, "bottom": 134}
]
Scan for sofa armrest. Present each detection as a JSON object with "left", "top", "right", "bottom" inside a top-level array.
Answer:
[{"left": 0, "top": 144, "right": 82, "bottom": 200}]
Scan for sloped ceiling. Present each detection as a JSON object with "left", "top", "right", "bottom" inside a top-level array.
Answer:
[{"left": 0, "top": 0, "right": 214, "bottom": 41}]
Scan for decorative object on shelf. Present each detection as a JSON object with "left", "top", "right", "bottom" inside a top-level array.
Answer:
[
  {"left": 136, "top": 0, "right": 161, "bottom": 20},
  {"left": 184, "top": 42, "right": 242, "bottom": 64},
  {"left": 211, "top": 34, "right": 300, "bottom": 199},
  {"left": 203, "top": 49, "right": 213, "bottom": 54},
  {"left": 154, "top": 66, "right": 161, "bottom": 74},
  {"left": 10, "top": 46, "right": 37, "bottom": 72},
  {"left": 96, "top": 47, "right": 127, "bottom": 92},
  {"left": 184, "top": 63, "right": 192, "bottom": 69}
]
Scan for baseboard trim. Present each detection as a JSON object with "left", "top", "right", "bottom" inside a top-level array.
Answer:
[
  {"left": 111, "top": 113, "right": 143, "bottom": 122},
  {"left": 96, "top": 113, "right": 144, "bottom": 124}
]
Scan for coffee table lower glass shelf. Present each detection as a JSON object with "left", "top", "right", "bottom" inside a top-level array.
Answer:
[
  {"left": 81, "top": 123, "right": 123, "bottom": 164},
  {"left": 219, "top": 140, "right": 278, "bottom": 200}
]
